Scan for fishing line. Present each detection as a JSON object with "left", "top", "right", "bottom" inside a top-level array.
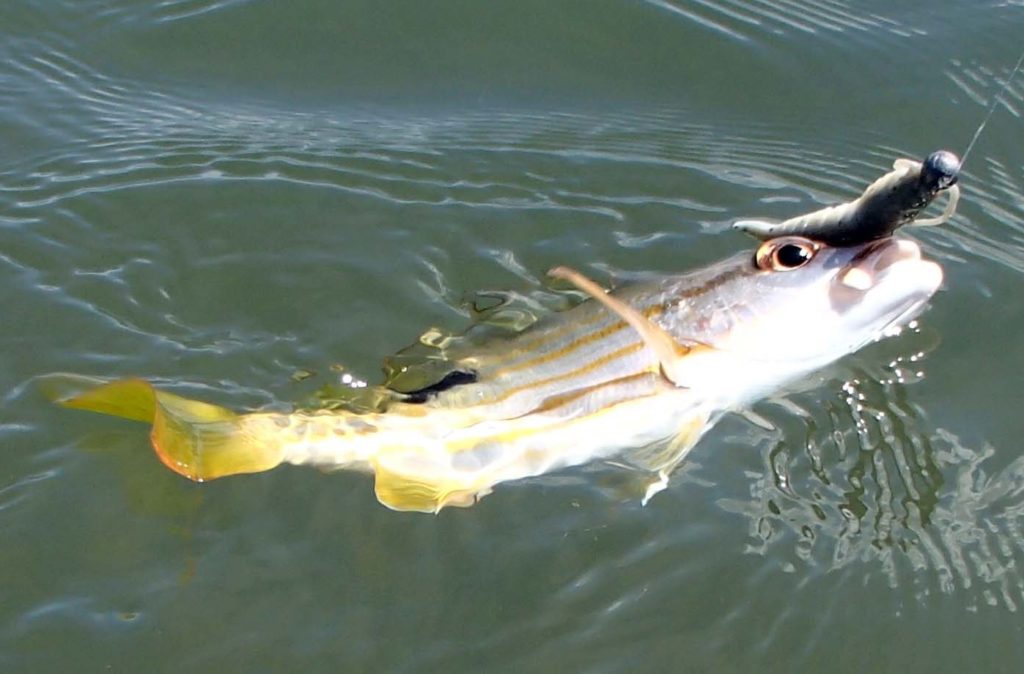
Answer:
[{"left": 959, "top": 45, "right": 1024, "bottom": 169}]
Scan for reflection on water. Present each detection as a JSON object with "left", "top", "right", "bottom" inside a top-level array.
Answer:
[
  {"left": 644, "top": 0, "right": 913, "bottom": 42},
  {"left": 720, "top": 335, "right": 1024, "bottom": 612}
]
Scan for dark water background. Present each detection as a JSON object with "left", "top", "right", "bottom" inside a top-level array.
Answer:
[{"left": 2, "top": 1, "right": 1024, "bottom": 671}]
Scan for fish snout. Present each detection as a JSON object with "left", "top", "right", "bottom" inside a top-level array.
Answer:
[{"left": 836, "top": 239, "right": 942, "bottom": 294}]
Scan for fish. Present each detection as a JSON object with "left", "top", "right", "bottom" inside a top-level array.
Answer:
[
  {"left": 48, "top": 224, "right": 943, "bottom": 512},
  {"left": 734, "top": 150, "right": 960, "bottom": 245}
]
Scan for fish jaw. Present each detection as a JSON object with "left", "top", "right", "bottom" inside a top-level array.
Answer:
[{"left": 832, "top": 238, "right": 943, "bottom": 335}]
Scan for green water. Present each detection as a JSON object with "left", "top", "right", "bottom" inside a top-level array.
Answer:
[{"left": 3, "top": 1, "right": 1024, "bottom": 671}]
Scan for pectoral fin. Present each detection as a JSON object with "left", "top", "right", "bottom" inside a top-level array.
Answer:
[
  {"left": 548, "top": 266, "right": 695, "bottom": 387},
  {"left": 640, "top": 413, "right": 709, "bottom": 505}
]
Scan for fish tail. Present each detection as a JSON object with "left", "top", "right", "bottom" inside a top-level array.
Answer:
[{"left": 45, "top": 375, "right": 285, "bottom": 481}]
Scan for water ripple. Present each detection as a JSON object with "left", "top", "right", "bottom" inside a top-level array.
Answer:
[
  {"left": 644, "top": 0, "right": 920, "bottom": 44},
  {"left": 718, "top": 344, "right": 1024, "bottom": 612},
  {"left": 2, "top": 2, "right": 1022, "bottom": 636},
  {"left": 2, "top": 0, "right": 1023, "bottom": 669}
]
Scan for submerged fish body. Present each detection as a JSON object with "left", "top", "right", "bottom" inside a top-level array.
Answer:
[{"left": 53, "top": 233, "right": 942, "bottom": 512}]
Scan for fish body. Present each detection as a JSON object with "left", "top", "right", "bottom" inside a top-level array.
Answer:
[{"left": 54, "top": 234, "right": 942, "bottom": 512}]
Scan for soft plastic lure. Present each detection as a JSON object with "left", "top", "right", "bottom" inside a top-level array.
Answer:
[{"left": 733, "top": 150, "right": 961, "bottom": 246}]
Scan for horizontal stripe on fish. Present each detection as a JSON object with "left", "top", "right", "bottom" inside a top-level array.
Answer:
[
  {"left": 373, "top": 380, "right": 704, "bottom": 511},
  {"left": 483, "top": 303, "right": 666, "bottom": 378},
  {"left": 443, "top": 372, "right": 672, "bottom": 454},
  {"left": 457, "top": 264, "right": 747, "bottom": 387},
  {"left": 436, "top": 306, "right": 678, "bottom": 419},
  {"left": 461, "top": 341, "right": 650, "bottom": 408},
  {"left": 433, "top": 334, "right": 659, "bottom": 418}
]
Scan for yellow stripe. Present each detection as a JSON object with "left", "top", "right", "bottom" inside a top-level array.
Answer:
[
  {"left": 445, "top": 375, "right": 665, "bottom": 453},
  {"left": 528, "top": 371, "right": 655, "bottom": 414},
  {"left": 492, "top": 300, "right": 609, "bottom": 358},
  {"left": 484, "top": 262, "right": 746, "bottom": 375},
  {"left": 490, "top": 303, "right": 666, "bottom": 377},
  {"left": 473, "top": 341, "right": 650, "bottom": 407}
]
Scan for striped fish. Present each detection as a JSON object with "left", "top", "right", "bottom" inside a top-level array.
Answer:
[{"left": 50, "top": 234, "right": 942, "bottom": 512}]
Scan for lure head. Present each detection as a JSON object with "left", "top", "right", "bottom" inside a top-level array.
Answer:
[
  {"left": 664, "top": 235, "right": 943, "bottom": 402},
  {"left": 920, "top": 150, "right": 960, "bottom": 191}
]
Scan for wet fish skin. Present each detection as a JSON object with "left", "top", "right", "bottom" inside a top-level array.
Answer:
[{"left": 48, "top": 232, "right": 942, "bottom": 512}]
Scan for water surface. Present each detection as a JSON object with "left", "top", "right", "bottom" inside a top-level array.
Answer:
[{"left": 2, "top": 1, "right": 1024, "bottom": 671}]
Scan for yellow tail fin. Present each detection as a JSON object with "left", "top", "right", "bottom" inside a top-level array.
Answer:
[{"left": 44, "top": 375, "right": 285, "bottom": 481}]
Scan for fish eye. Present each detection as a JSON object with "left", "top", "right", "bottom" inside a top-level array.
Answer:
[{"left": 754, "top": 237, "right": 819, "bottom": 272}]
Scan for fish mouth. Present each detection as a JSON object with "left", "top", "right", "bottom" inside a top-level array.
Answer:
[
  {"left": 832, "top": 238, "right": 943, "bottom": 334},
  {"left": 837, "top": 239, "right": 922, "bottom": 287}
]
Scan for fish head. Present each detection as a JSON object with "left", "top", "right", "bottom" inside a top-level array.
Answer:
[{"left": 672, "top": 235, "right": 943, "bottom": 399}]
